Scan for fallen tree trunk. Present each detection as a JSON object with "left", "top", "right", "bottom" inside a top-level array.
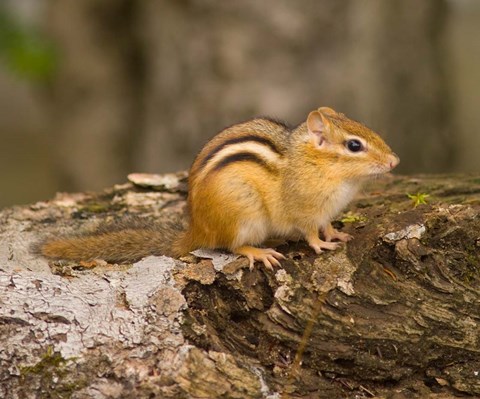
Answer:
[{"left": 1, "top": 173, "right": 479, "bottom": 398}]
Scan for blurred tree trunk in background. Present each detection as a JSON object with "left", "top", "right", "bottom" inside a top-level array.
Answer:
[
  {"left": 135, "top": 0, "right": 350, "bottom": 173},
  {"left": 346, "top": 0, "right": 455, "bottom": 173},
  {"left": 48, "top": 0, "right": 142, "bottom": 191},
  {"left": 47, "top": 0, "right": 454, "bottom": 191}
]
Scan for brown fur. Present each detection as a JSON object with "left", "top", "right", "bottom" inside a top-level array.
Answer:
[
  {"left": 38, "top": 218, "right": 185, "bottom": 263},
  {"left": 38, "top": 108, "right": 398, "bottom": 264}
]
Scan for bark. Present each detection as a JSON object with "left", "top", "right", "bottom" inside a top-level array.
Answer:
[{"left": 1, "top": 173, "right": 479, "bottom": 398}]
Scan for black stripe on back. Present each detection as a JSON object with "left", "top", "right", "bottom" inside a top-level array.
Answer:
[
  {"left": 211, "top": 151, "right": 277, "bottom": 174},
  {"left": 200, "top": 135, "right": 281, "bottom": 170}
]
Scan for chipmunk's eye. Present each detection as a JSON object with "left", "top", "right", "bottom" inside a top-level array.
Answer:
[{"left": 345, "top": 139, "right": 364, "bottom": 153}]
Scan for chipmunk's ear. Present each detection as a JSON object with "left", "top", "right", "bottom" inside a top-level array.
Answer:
[
  {"left": 307, "top": 110, "right": 331, "bottom": 147},
  {"left": 317, "top": 106, "right": 338, "bottom": 116}
]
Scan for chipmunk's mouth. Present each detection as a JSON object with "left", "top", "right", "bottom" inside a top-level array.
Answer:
[
  {"left": 369, "top": 164, "right": 395, "bottom": 176},
  {"left": 371, "top": 155, "right": 399, "bottom": 175}
]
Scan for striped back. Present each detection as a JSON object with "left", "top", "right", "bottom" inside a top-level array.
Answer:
[{"left": 190, "top": 118, "right": 289, "bottom": 182}]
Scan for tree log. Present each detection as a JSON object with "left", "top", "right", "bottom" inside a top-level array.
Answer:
[{"left": 1, "top": 173, "right": 479, "bottom": 398}]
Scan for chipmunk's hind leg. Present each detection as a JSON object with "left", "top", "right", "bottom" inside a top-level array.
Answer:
[
  {"left": 234, "top": 246, "right": 285, "bottom": 270},
  {"left": 231, "top": 215, "right": 285, "bottom": 269}
]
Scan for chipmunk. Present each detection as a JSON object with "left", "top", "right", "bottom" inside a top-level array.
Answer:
[{"left": 40, "top": 107, "right": 399, "bottom": 269}]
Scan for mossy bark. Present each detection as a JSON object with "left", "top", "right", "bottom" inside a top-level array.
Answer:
[{"left": 1, "top": 173, "right": 479, "bottom": 398}]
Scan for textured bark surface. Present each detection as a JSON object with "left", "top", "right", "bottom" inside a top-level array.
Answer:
[{"left": 1, "top": 173, "right": 479, "bottom": 398}]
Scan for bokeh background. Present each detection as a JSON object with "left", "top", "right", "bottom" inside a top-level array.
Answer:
[{"left": 1, "top": 0, "right": 479, "bottom": 208}]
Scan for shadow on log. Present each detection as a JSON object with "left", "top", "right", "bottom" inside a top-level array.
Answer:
[{"left": 0, "top": 173, "right": 479, "bottom": 398}]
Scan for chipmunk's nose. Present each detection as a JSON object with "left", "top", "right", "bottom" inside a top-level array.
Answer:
[{"left": 389, "top": 154, "right": 400, "bottom": 170}]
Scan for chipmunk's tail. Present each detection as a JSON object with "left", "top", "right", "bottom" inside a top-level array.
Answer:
[{"left": 36, "top": 217, "right": 190, "bottom": 264}]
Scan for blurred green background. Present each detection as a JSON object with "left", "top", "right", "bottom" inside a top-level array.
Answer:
[{"left": 1, "top": 0, "right": 479, "bottom": 208}]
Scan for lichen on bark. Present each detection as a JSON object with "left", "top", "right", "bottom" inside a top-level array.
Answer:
[{"left": 1, "top": 173, "right": 479, "bottom": 398}]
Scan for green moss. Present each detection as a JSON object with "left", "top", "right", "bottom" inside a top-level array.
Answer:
[
  {"left": 20, "top": 346, "right": 67, "bottom": 376},
  {"left": 79, "top": 202, "right": 112, "bottom": 213},
  {"left": 20, "top": 346, "right": 86, "bottom": 398},
  {"left": 72, "top": 201, "right": 124, "bottom": 218},
  {"left": 461, "top": 251, "right": 480, "bottom": 283},
  {"left": 340, "top": 212, "right": 368, "bottom": 224},
  {"left": 468, "top": 178, "right": 480, "bottom": 185},
  {"left": 407, "top": 192, "right": 430, "bottom": 208}
]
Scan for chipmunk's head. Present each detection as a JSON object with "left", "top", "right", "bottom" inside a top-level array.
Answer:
[{"left": 305, "top": 107, "right": 399, "bottom": 178}]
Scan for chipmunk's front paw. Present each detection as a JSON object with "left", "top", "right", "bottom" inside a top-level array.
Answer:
[
  {"left": 325, "top": 230, "right": 353, "bottom": 242},
  {"left": 307, "top": 237, "right": 341, "bottom": 254},
  {"left": 323, "top": 224, "right": 353, "bottom": 242}
]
